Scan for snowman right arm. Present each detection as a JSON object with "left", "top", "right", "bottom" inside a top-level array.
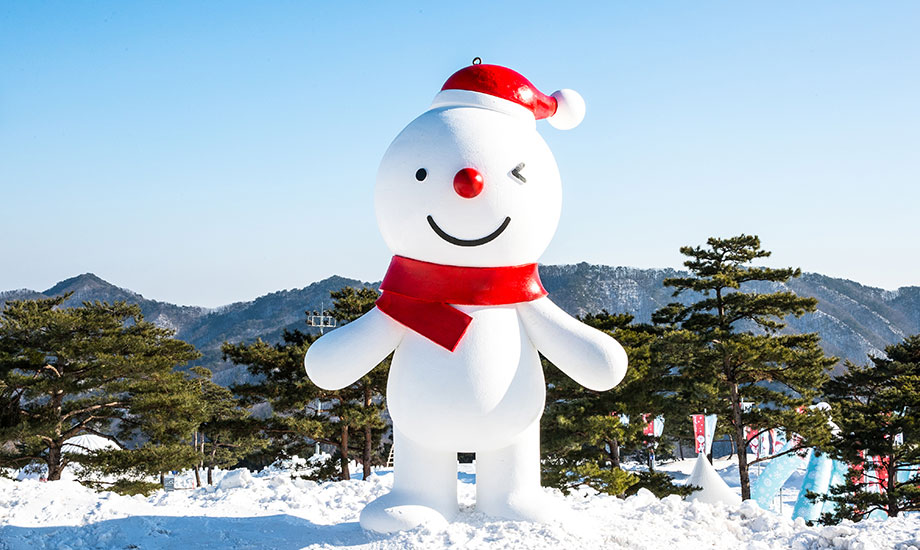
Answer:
[
  {"left": 518, "top": 296, "right": 628, "bottom": 391},
  {"left": 304, "top": 307, "right": 405, "bottom": 390}
]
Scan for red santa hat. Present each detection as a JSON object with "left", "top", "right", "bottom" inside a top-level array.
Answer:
[{"left": 429, "top": 61, "right": 585, "bottom": 130}]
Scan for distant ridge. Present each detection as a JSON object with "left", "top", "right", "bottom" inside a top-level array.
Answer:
[
  {"left": 45, "top": 272, "right": 121, "bottom": 295},
  {"left": 2, "top": 265, "right": 917, "bottom": 385}
]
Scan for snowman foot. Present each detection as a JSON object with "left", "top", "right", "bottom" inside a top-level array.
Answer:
[
  {"left": 359, "top": 491, "right": 456, "bottom": 534},
  {"left": 475, "top": 422, "right": 569, "bottom": 524},
  {"left": 477, "top": 490, "right": 569, "bottom": 524}
]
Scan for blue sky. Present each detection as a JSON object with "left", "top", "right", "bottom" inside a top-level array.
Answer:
[{"left": 2, "top": 2, "right": 918, "bottom": 307}]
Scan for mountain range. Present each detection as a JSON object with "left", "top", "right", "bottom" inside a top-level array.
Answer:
[{"left": 2, "top": 265, "right": 917, "bottom": 385}]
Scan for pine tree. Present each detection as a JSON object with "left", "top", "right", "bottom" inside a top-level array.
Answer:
[
  {"left": 103, "top": 363, "right": 206, "bottom": 485},
  {"left": 327, "top": 287, "right": 389, "bottom": 480},
  {"left": 652, "top": 235, "right": 836, "bottom": 499},
  {"left": 819, "top": 335, "right": 920, "bottom": 522},
  {"left": 224, "top": 286, "right": 389, "bottom": 482},
  {"left": 541, "top": 312, "right": 684, "bottom": 496},
  {"left": 652, "top": 328, "right": 737, "bottom": 463},
  {"left": 188, "top": 367, "right": 266, "bottom": 486},
  {"left": 0, "top": 295, "right": 200, "bottom": 481},
  {"left": 223, "top": 330, "right": 326, "bottom": 473}
]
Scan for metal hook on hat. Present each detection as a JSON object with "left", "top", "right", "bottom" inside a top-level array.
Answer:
[{"left": 472, "top": 57, "right": 482, "bottom": 65}]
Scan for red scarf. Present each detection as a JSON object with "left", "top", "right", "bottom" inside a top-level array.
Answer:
[{"left": 375, "top": 255, "right": 547, "bottom": 352}]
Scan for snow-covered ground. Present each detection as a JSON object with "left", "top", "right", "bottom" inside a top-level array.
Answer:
[{"left": 2, "top": 458, "right": 918, "bottom": 550}]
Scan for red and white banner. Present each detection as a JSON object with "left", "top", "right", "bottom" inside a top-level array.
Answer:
[
  {"left": 874, "top": 456, "right": 889, "bottom": 492},
  {"left": 692, "top": 414, "right": 706, "bottom": 454},
  {"left": 771, "top": 429, "right": 785, "bottom": 454},
  {"left": 642, "top": 414, "right": 655, "bottom": 436}
]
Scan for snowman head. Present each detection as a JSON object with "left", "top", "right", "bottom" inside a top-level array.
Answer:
[{"left": 375, "top": 63, "right": 585, "bottom": 267}]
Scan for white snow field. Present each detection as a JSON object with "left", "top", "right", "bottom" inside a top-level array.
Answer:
[{"left": 2, "top": 459, "right": 918, "bottom": 550}]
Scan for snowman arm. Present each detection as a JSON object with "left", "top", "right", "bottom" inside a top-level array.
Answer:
[
  {"left": 517, "top": 297, "right": 627, "bottom": 391},
  {"left": 304, "top": 307, "right": 404, "bottom": 390}
]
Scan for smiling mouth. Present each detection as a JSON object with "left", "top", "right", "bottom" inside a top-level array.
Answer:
[{"left": 427, "top": 215, "right": 511, "bottom": 247}]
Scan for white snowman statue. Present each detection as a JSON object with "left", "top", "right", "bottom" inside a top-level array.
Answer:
[{"left": 305, "top": 62, "right": 628, "bottom": 533}]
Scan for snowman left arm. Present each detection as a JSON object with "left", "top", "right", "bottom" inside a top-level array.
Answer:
[{"left": 517, "top": 296, "right": 628, "bottom": 391}]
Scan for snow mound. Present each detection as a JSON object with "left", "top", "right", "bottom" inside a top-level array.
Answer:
[
  {"left": 685, "top": 454, "right": 743, "bottom": 506},
  {"left": 218, "top": 468, "right": 254, "bottom": 490}
]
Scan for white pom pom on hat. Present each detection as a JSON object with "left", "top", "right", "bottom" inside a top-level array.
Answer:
[
  {"left": 431, "top": 61, "right": 585, "bottom": 130},
  {"left": 548, "top": 89, "right": 586, "bottom": 130}
]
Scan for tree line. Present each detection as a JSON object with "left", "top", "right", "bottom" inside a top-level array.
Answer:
[{"left": 1, "top": 234, "right": 917, "bottom": 523}]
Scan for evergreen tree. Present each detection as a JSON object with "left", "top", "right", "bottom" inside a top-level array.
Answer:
[
  {"left": 0, "top": 296, "right": 200, "bottom": 481},
  {"left": 189, "top": 366, "right": 266, "bottom": 486},
  {"left": 223, "top": 330, "right": 326, "bottom": 472},
  {"left": 224, "top": 286, "right": 389, "bottom": 482},
  {"left": 541, "top": 312, "right": 684, "bottom": 496},
  {"left": 104, "top": 363, "right": 206, "bottom": 485},
  {"left": 327, "top": 287, "right": 390, "bottom": 480},
  {"left": 652, "top": 235, "right": 836, "bottom": 499},
  {"left": 651, "top": 328, "right": 738, "bottom": 463},
  {"left": 820, "top": 335, "right": 920, "bottom": 522}
]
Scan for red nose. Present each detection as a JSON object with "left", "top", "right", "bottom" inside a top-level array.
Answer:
[{"left": 453, "top": 168, "right": 484, "bottom": 199}]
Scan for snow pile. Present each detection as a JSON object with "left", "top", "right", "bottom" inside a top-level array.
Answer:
[
  {"left": 216, "top": 468, "right": 253, "bottom": 490},
  {"left": 685, "top": 454, "right": 742, "bottom": 506},
  {"left": 1, "top": 461, "right": 917, "bottom": 549}
]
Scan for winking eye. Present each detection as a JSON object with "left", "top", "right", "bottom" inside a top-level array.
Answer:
[{"left": 511, "top": 163, "right": 526, "bottom": 183}]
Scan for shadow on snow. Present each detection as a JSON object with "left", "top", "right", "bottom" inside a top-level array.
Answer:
[{"left": 0, "top": 514, "right": 366, "bottom": 550}]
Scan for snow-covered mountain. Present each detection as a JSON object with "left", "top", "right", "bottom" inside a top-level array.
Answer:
[
  {"left": 539, "top": 263, "right": 920, "bottom": 370},
  {"left": 2, "top": 265, "right": 917, "bottom": 384},
  {"left": 0, "top": 273, "right": 373, "bottom": 385}
]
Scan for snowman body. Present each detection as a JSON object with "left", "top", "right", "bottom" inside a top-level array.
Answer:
[
  {"left": 387, "top": 304, "right": 545, "bottom": 452},
  {"left": 304, "top": 65, "right": 627, "bottom": 534}
]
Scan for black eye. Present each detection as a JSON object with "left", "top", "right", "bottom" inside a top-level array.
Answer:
[
  {"left": 511, "top": 162, "right": 526, "bottom": 183},
  {"left": 415, "top": 168, "right": 427, "bottom": 181}
]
